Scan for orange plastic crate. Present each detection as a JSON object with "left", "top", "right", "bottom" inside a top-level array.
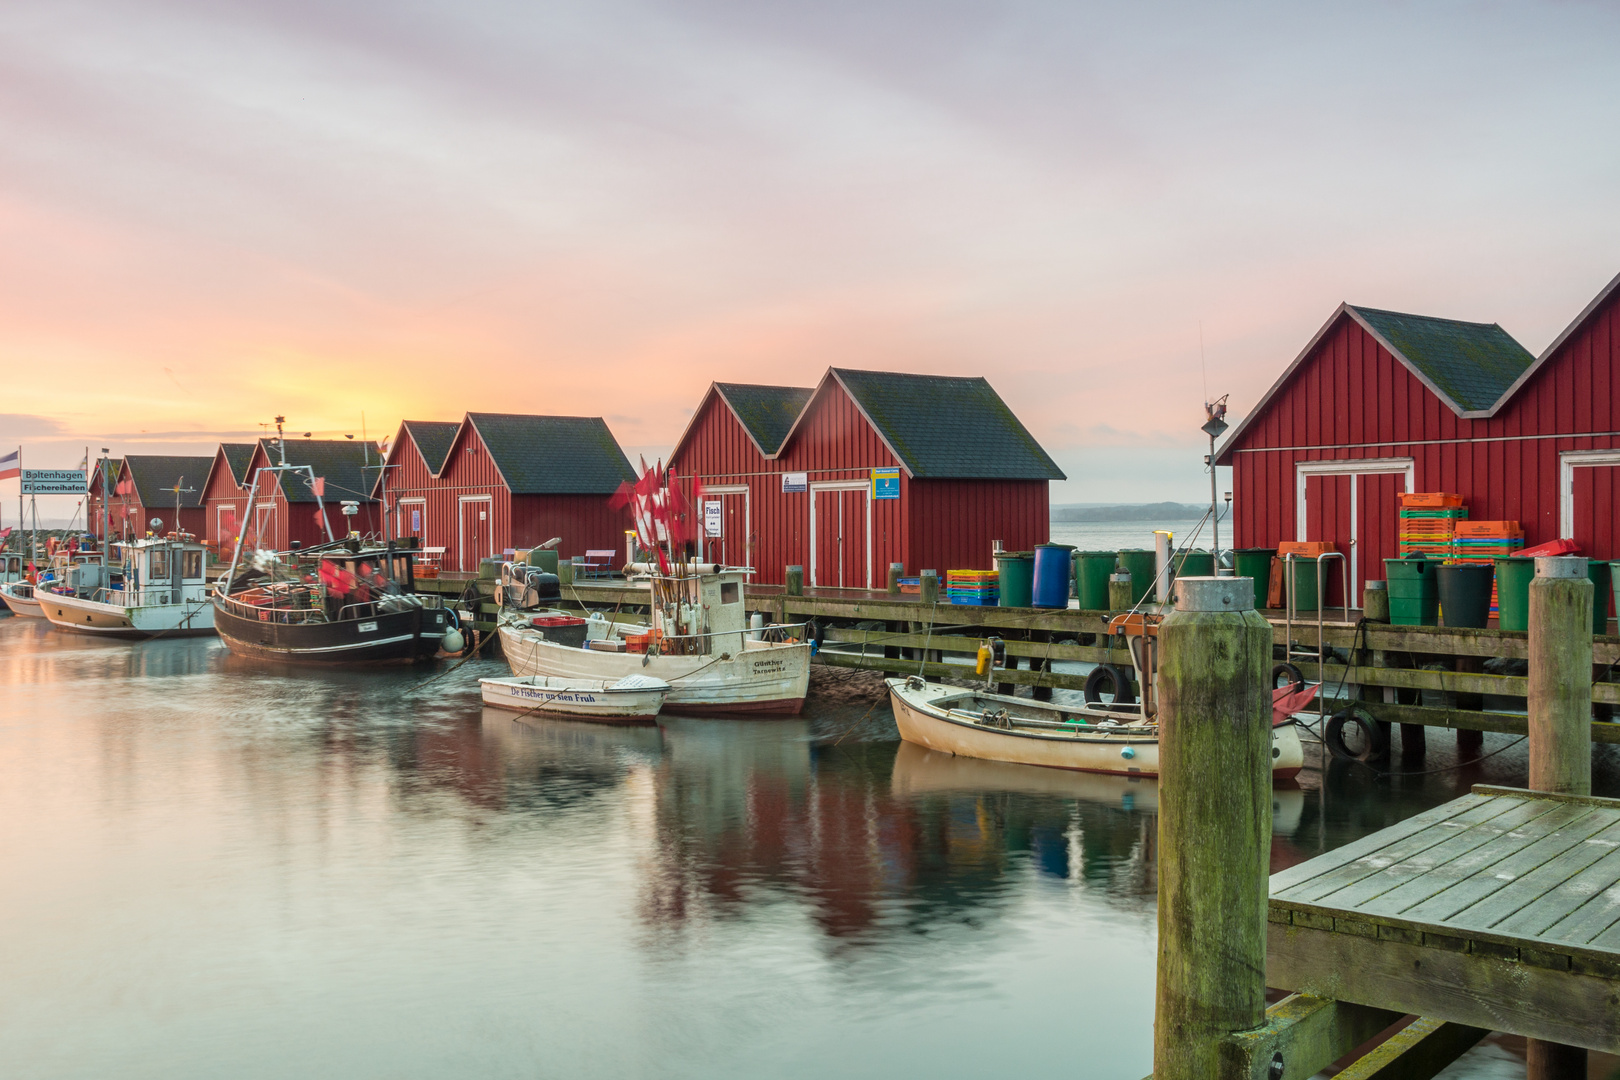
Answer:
[
  {"left": 1397, "top": 492, "right": 1464, "bottom": 508},
  {"left": 1278, "top": 541, "right": 1336, "bottom": 556},
  {"left": 1453, "top": 521, "right": 1522, "bottom": 538}
]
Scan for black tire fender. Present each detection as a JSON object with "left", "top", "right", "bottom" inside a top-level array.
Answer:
[
  {"left": 1324, "top": 706, "right": 1386, "bottom": 763},
  {"left": 1272, "top": 662, "right": 1305, "bottom": 692},
  {"left": 1083, "top": 663, "right": 1136, "bottom": 705}
]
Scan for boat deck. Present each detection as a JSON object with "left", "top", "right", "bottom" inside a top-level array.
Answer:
[{"left": 1267, "top": 784, "right": 1620, "bottom": 1053}]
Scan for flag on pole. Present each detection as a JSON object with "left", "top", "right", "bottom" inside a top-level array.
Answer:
[{"left": 0, "top": 449, "right": 18, "bottom": 481}]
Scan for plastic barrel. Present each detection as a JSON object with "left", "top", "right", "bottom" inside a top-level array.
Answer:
[
  {"left": 1590, "top": 560, "right": 1613, "bottom": 634},
  {"left": 996, "top": 553, "right": 1034, "bottom": 608},
  {"left": 1032, "top": 544, "right": 1073, "bottom": 608},
  {"left": 1173, "top": 549, "right": 1215, "bottom": 580},
  {"left": 1289, "top": 556, "right": 1321, "bottom": 613},
  {"left": 1495, "top": 556, "right": 1536, "bottom": 632},
  {"left": 1075, "top": 551, "right": 1117, "bottom": 610},
  {"left": 1384, "top": 557, "right": 1438, "bottom": 626},
  {"left": 1436, "top": 563, "right": 1493, "bottom": 628},
  {"left": 1233, "top": 548, "right": 1275, "bottom": 611},
  {"left": 1116, "top": 549, "right": 1157, "bottom": 606}
]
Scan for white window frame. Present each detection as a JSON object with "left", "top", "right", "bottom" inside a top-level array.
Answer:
[
  {"left": 458, "top": 495, "right": 493, "bottom": 572},
  {"left": 1559, "top": 449, "right": 1620, "bottom": 539},
  {"left": 703, "top": 484, "right": 750, "bottom": 569},
  {"left": 809, "top": 480, "right": 871, "bottom": 589},
  {"left": 1295, "top": 457, "right": 1415, "bottom": 594},
  {"left": 396, "top": 497, "right": 427, "bottom": 540}
]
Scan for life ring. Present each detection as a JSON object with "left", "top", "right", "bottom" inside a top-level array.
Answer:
[
  {"left": 1083, "top": 663, "right": 1136, "bottom": 705},
  {"left": 1272, "top": 662, "right": 1306, "bottom": 692},
  {"left": 1324, "top": 706, "right": 1386, "bottom": 762}
]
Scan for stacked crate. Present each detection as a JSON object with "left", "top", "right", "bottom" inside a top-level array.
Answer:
[
  {"left": 1397, "top": 493, "right": 1466, "bottom": 558},
  {"left": 1450, "top": 520, "right": 1524, "bottom": 616},
  {"left": 946, "top": 569, "right": 999, "bottom": 606}
]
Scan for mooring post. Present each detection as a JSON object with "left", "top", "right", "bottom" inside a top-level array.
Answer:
[
  {"left": 1154, "top": 576, "right": 1272, "bottom": 1080},
  {"left": 785, "top": 565, "right": 803, "bottom": 597},
  {"left": 1109, "top": 570, "right": 1133, "bottom": 611},
  {"left": 1526, "top": 554, "right": 1592, "bottom": 1080},
  {"left": 887, "top": 562, "right": 903, "bottom": 597},
  {"left": 919, "top": 569, "right": 939, "bottom": 606}
]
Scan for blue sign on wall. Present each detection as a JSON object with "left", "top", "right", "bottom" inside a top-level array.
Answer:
[{"left": 871, "top": 468, "right": 900, "bottom": 500}]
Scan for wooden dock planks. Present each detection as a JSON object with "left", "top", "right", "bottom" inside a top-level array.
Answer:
[{"left": 1268, "top": 785, "right": 1620, "bottom": 1052}]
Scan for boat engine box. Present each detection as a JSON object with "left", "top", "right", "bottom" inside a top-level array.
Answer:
[
  {"left": 531, "top": 614, "right": 588, "bottom": 649},
  {"left": 587, "top": 638, "right": 626, "bottom": 653}
]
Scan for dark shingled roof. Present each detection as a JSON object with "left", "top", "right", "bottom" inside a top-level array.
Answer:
[
  {"left": 124, "top": 455, "right": 214, "bottom": 508},
  {"left": 466, "top": 413, "right": 634, "bottom": 495},
  {"left": 715, "top": 383, "right": 814, "bottom": 455},
  {"left": 830, "top": 369, "right": 1065, "bottom": 480},
  {"left": 403, "top": 420, "right": 460, "bottom": 474},
  {"left": 220, "top": 443, "right": 256, "bottom": 486},
  {"left": 259, "top": 439, "right": 381, "bottom": 503},
  {"left": 1350, "top": 306, "right": 1535, "bottom": 414}
]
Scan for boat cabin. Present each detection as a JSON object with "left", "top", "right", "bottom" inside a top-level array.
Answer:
[
  {"left": 116, "top": 536, "right": 210, "bottom": 605},
  {"left": 0, "top": 553, "right": 25, "bottom": 583},
  {"left": 641, "top": 565, "right": 749, "bottom": 657}
]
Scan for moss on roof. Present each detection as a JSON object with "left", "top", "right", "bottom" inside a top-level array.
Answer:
[
  {"left": 1352, "top": 306, "right": 1534, "bottom": 414},
  {"left": 258, "top": 439, "right": 381, "bottom": 503},
  {"left": 831, "top": 369, "right": 1065, "bottom": 480},
  {"left": 124, "top": 456, "right": 215, "bottom": 508},
  {"left": 402, "top": 421, "right": 461, "bottom": 474},
  {"left": 715, "top": 383, "right": 815, "bottom": 455},
  {"left": 466, "top": 414, "right": 634, "bottom": 494},
  {"left": 220, "top": 443, "right": 256, "bottom": 486}
]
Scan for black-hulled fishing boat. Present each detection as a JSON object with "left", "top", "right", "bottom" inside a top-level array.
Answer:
[{"left": 210, "top": 432, "right": 462, "bottom": 664}]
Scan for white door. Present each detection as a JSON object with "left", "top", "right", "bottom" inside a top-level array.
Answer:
[
  {"left": 397, "top": 498, "right": 427, "bottom": 544},
  {"left": 459, "top": 496, "right": 493, "bottom": 572},
  {"left": 1295, "top": 458, "right": 1414, "bottom": 607},
  {"left": 810, "top": 481, "right": 870, "bottom": 589},
  {"left": 702, "top": 485, "right": 750, "bottom": 568}
]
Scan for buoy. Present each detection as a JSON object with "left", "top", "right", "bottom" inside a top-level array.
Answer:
[
  {"left": 976, "top": 643, "right": 992, "bottom": 676},
  {"left": 441, "top": 628, "right": 465, "bottom": 654},
  {"left": 1121, "top": 746, "right": 1136, "bottom": 759}
]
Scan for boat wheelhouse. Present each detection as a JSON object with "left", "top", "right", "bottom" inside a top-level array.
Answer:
[{"left": 40, "top": 534, "right": 215, "bottom": 638}]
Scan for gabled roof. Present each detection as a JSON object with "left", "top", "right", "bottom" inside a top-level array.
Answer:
[
  {"left": 121, "top": 456, "right": 214, "bottom": 508},
  {"left": 784, "top": 368, "right": 1065, "bottom": 480},
  {"left": 220, "top": 443, "right": 256, "bottom": 486},
  {"left": 1487, "top": 268, "right": 1620, "bottom": 417},
  {"left": 463, "top": 413, "right": 633, "bottom": 495},
  {"left": 1216, "top": 302, "right": 1536, "bottom": 464},
  {"left": 402, "top": 420, "right": 461, "bottom": 475},
  {"left": 715, "top": 383, "right": 815, "bottom": 456},
  {"left": 256, "top": 439, "right": 381, "bottom": 503}
]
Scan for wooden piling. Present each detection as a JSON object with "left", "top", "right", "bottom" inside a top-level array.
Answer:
[
  {"left": 1109, "top": 570, "right": 1133, "bottom": 611},
  {"left": 1154, "top": 576, "right": 1273, "bottom": 1080},
  {"left": 1526, "top": 555, "right": 1593, "bottom": 1080},
  {"left": 785, "top": 565, "right": 803, "bottom": 597},
  {"left": 919, "top": 569, "right": 939, "bottom": 606},
  {"left": 887, "top": 562, "right": 903, "bottom": 596}
]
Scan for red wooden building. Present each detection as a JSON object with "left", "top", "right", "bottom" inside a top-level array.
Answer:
[
  {"left": 234, "top": 438, "right": 384, "bottom": 552},
  {"left": 377, "top": 413, "right": 635, "bottom": 572},
  {"left": 200, "top": 443, "right": 256, "bottom": 555},
  {"left": 668, "top": 369, "right": 1064, "bottom": 588},
  {"left": 1217, "top": 270, "right": 1620, "bottom": 607},
  {"left": 88, "top": 455, "right": 212, "bottom": 543}
]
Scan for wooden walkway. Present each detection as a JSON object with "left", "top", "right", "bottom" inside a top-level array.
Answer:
[{"left": 1268, "top": 785, "right": 1620, "bottom": 1053}]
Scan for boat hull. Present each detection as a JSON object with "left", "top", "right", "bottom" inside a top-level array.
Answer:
[
  {"left": 0, "top": 585, "right": 44, "bottom": 618},
  {"left": 888, "top": 678, "right": 1304, "bottom": 779},
  {"left": 500, "top": 625, "right": 808, "bottom": 717},
  {"left": 40, "top": 591, "right": 216, "bottom": 638},
  {"left": 213, "top": 598, "right": 448, "bottom": 664},
  {"left": 479, "top": 676, "right": 669, "bottom": 725}
]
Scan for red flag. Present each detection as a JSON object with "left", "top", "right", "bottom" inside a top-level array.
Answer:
[
  {"left": 312, "top": 477, "right": 326, "bottom": 498},
  {"left": 319, "top": 560, "right": 355, "bottom": 598}
]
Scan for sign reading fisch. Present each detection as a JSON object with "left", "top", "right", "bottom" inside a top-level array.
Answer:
[
  {"left": 871, "top": 468, "right": 900, "bottom": 500},
  {"left": 781, "top": 472, "right": 808, "bottom": 494},
  {"left": 704, "top": 500, "right": 722, "bottom": 537},
  {"left": 20, "top": 470, "right": 87, "bottom": 495}
]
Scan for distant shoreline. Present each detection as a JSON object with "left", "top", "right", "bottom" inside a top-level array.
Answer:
[{"left": 1051, "top": 502, "right": 1207, "bottom": 523}]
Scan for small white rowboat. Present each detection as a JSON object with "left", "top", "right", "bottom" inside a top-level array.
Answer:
[
  {"left": 887, "top": 676, "right": 1304, "bottom": 779},
  {"left": 480, "top": 674, "right": 672, "bottom": 726}
]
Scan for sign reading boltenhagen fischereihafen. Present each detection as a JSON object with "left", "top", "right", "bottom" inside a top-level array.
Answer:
[{"left": 20, "top": 470, "right": 87, "bottom": 495}]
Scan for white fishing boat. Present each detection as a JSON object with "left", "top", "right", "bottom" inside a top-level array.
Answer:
[
  {"left": 498, "top": 562, "right": 810, "bottom": 717},
  {"left": 887, "top": 675, "right": 1305, "bottom": 779},
  {"left": 39, "top": 535, "right": 215, "bottom": 639},
  {"left": 0, "top": 579, "right": 43, "bottom": 618},
  {"left": 479, "top": 673, "right": 672, "bottom": 725}
]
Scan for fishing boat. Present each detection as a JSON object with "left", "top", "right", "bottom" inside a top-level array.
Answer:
[
  {"left": 886, "top": 675, "right": 1305, "bottom": 779},
  {"left": 210, "top": 436, "right": 461, "bottom": 664},
  {"left": 0, "top": 579, "right": 43, "bottom": 618},
  {"left": 4, "top": 546, "right": 105, "bottom": 619},
  {"left": 479, "top": 673, "right": 672, "bottom": 725},
  {"left": 498, "top": 562, "right": 810, "bottom": 716},
  {"left": 38, "top": 534, "right": 215, "bottom": 638}
]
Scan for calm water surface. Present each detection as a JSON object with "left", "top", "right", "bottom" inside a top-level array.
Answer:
[{"left": 2, "top": 616, "right": 1614, "bottom": 1079}]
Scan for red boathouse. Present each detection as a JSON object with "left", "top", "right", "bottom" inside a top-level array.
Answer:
[
  {"left": 235, "top": 438, "right": 384, "bottom": 552},
  {"left": 88, "top": 455, "right": 212, "bottom": 543},
  {"left": 1217, "top": 270, "right": 1620, "bottom": 608},
  {"left": 200, "top": 443, "right": 256, "bottom": 557},
  {"left": 668, "top": 369, "right": 1064, "bottom": 588}
]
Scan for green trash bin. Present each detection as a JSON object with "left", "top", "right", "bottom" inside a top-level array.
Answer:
[
  {"left": 1075, "top": 551, "right": 1116, "bottom": 611},
  {"left": 1233, "top": 548, "right": 1275, "bottom": 611},
  {"left": 1384, "top": 557, "right": 1438, "bottom": 626},
  {"left": 1590, "top": 560, "right": 1612, "bottom": 635},
  {"left": 1116, "top": 549, "right": 1157, "bottom": 606},
  {"left": 1436, "top": 563, "right": 1493, "bottom": 628},
  {"left": 996, "top": 553, "right": 1034, "bottom": 608},
  {"left": 1288, "top": 555, "right": 1321, "bottom": 613},
  {"left": 1172, "top": 549, "right": 1215, "bottom": 579},
  {"left": 1495, "top": 556, "right": 1536, "bottom": 632}
]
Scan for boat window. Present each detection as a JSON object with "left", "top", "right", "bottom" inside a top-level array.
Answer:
[
  {"left": 150, "top": 550, "right": 169, "bottom": 578},
  {"left": 720, "top": 582, "right": 739, "bottom": 605},
  {"left": 182, "top": 550, "right": 204, "bottom": 580}
]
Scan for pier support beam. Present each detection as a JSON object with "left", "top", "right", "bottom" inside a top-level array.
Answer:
[
  {"left": 1526, "top": 555, "right": 1593, "bottom": 1080},
  {"left": 1154, "top": 576, "right": 1272, "bottom": 1080},
  {"left": 785, "top": 565, "right": 803, "bottom": 597}
]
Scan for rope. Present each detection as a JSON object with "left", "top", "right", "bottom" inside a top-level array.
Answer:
[{"left": 1347, "top": 735, "right": 1529, "bottom": 779}]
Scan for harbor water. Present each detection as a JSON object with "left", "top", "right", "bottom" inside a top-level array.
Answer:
[{"left": 2, "top": 612, "right": 1616, "bottom": 1078}]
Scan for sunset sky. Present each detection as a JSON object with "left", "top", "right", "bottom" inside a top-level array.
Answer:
[{"left": 3, "top": 1, "right": 1618, "bottom": 511}]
